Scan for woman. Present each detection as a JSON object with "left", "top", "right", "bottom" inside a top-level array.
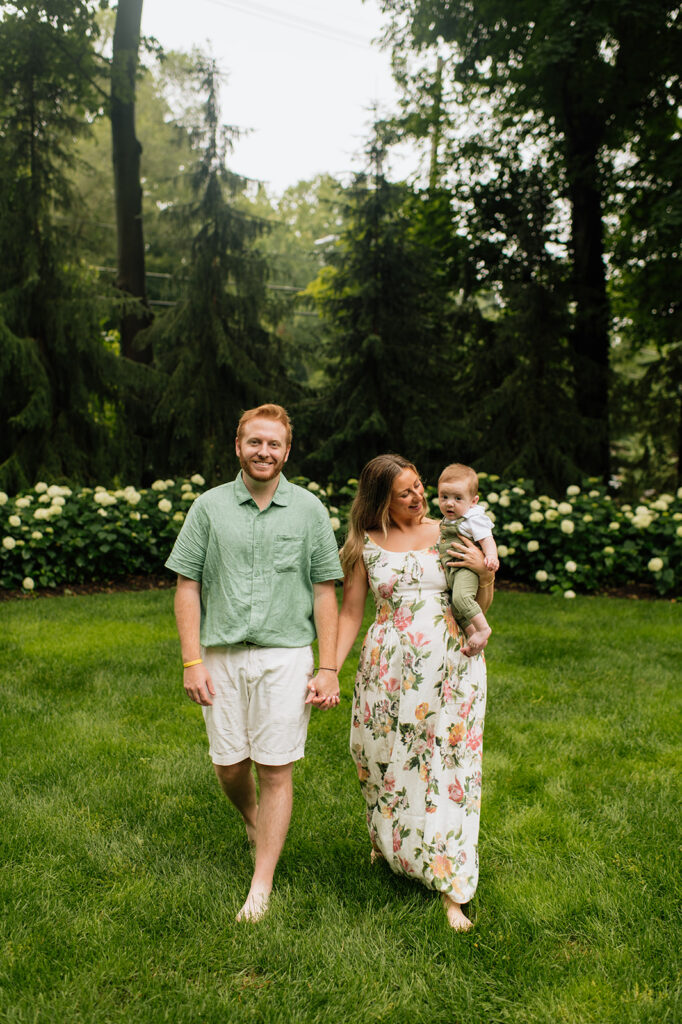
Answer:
[{"left": 336, "top": 455, "right": 494, "bottom": 930}]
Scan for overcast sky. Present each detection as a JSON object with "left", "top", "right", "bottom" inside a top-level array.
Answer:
[{"left": 140, "top": 0, "right": 415, "bottom": 194}]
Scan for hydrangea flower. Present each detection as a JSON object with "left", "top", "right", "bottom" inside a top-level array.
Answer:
[
  {"left": 190, "top": 474, "right": 205, "bottom": 486},
  {"left": 22, "top": 577, "right": 35, "bottom": 591},
  {"left": 2, "top": 536, "right": 16, "bottom": 550},
  {"left": 560, "top": 520, "right": 574, "bottom": 534},
  {"left": 8, "top": 514, "right": 21, "bottom": 527},
  {"left": 535, "top": 570, "right": 548, "bottom": 582},
  {"left": 527, "top": 540, "right": 539, "bottom": 552},
  {"left": 566, "top": 485, "right": 581, "bottom": 496},
  {"left": 565, "top": 561, "right": 577, "bottom": 573},
  {"left": 158, "top": 498, "right": 172, "bottom": 513},
  {"left": 564, "top": 590, "right": 576, "bottom": 599},
  {"left": 647, "top": 557, "right": 664, "bottom": 572},
  {"left": 557, "top": 501, "right": 573, "bottom": 514}
]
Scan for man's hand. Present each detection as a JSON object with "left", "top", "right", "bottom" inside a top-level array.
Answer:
[
  {"left": 305, "top": 669, "right": 340, "bottom": 709},
  {"left": 184, "top": 663, "right": 216, "bottom": 706}
]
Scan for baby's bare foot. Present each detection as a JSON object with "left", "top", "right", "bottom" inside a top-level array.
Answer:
[
  {"left": 441, "top": 893, "right": 473, "bottom": 931},
  {"left": 236, "top": 889, "right": 270, "bottom": 923},
  {"left": 461, "top": 625, "right": 491, "bottom": 658}
]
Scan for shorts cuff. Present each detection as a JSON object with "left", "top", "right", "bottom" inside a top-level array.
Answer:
[
  {"left": 210, "top": 746, "right": 251, "bottom": 766},
  {"left": 250, "top": 744, "right": 307, "bottom": 766}
]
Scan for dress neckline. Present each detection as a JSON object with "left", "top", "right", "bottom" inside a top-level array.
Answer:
[{"left": 365, "top": 534, "right": 438, "bottom": 555}]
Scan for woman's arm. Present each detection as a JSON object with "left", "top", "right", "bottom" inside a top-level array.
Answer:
[
  {"left": 336, "top": 559, "right": 370, "bottom": 672},
  {"left": 447, "top": 536, "right": 495, "bottom": 613}
]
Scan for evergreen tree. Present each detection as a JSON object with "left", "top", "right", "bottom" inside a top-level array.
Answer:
[
  {"left": 303, "top": 138, "right": 459, "bottom": 483},
  {"left": 379, "top": 0, "right": 681, "bottom": 482},
  {"left": 455, "top": 152, "right": 582, "bottom": 493},
  {"left": 0, "top": 1, "right": 122, "bottom": 489},
  {"left": 142, "top": 59, "right": 282, "bottom": 483}
]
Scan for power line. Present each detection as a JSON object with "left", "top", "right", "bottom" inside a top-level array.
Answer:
[{"left": 200, "top": 0, "right": 373, "bottom": 50}]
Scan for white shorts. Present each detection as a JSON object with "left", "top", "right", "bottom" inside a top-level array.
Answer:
[{"left": 201, "top": 644, "right": 314, "bottom": 767}]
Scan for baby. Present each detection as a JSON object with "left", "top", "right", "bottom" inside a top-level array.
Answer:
[{"left": 437, "top": 463, "right": 499, "bottom": 656}]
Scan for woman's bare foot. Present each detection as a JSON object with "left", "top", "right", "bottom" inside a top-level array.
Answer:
[
  {"left": 441, "top": 893, "right": 473, "bottom": 931},
  {"left": 370, "top": 847, "right": 384, "bottom": 865},
  {"left": 461, "top": 625, "right": 491, "bottom": 658},
  {"left": 236, "top": 888, "right": 270, "bottom": 923}
]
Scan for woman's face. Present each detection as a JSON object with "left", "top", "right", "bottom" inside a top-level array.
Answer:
[{"left": 388, "top": 468, "right": 425, "bottom": 523}]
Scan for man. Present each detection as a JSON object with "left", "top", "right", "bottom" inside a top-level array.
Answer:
[{"left": 165, "top": 404, "right": 342, "bottom": 922}]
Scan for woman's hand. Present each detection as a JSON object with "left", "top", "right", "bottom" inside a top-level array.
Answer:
[{"left": 446, "top": 535, "right": 490, "bottom": 578}]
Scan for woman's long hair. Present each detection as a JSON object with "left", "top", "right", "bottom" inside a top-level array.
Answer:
[{"left": 340, "top": 454, "right": 427, "bottom": 577}]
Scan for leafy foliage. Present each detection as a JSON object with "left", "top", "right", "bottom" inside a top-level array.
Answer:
[{"left": 0, "top": 1, "right": 122, "bottom": 490}]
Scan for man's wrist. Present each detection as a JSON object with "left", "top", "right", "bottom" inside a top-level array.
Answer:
[{"left": 317, "top": 666, "right": 338, "bottom": 673}]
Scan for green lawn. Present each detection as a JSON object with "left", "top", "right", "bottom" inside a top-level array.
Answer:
[{"left": 1, "top": 590, "right": 680, "bottom": 1024}]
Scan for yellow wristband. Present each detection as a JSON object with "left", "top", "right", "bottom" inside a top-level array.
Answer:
[{"left": 183, "top": 658, "right": 203, "bottom": 668}]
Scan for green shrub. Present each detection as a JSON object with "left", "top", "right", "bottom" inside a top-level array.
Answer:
[{"left": 1, "top": 473, "right": 680, "bottom": 596}]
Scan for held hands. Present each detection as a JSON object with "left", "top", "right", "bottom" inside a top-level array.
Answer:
[
  {"left": 305, "top": 668, "right": 340, "bottom": 710},
  {"left": 183, "top": 663, "right": 216, "bottom": 706},
  {"left": 484, "top": 554, "right": 500, "bottom": 572}
]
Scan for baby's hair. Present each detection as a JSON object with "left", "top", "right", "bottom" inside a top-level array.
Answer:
[{"left": 438, "top": 463, "right": 479, "bottom": 496}]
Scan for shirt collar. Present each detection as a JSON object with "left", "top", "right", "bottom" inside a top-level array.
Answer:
[{"left": 234, "top": 471, "right": 291, "bottom": 506}]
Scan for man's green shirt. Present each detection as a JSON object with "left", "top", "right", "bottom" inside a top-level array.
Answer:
[{"left": 165, "top": 473, "right": 343, "bottom": 648}]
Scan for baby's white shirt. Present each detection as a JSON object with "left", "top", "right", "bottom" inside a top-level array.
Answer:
[{"left": 454, "top": 506, "right": 494, "bottom": 542}]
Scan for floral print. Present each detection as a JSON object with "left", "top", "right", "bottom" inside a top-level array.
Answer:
[{"left": 350, "top": 537, "right": 486, "bottom": 902}]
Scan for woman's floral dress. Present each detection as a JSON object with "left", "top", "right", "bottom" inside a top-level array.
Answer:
[{"left": 350, "top": 536, "right": 487, "bottom": 903}]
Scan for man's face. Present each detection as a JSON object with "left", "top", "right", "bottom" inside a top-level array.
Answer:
[{"left": 235, "top": 417, "right": 290, "bottom": 483}]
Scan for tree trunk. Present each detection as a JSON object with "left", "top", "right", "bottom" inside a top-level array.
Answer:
[
  {"left": 562, "top": 109, "right": 611, "bottom": 482},
  {"left": 111, "top": 0, "right": 151, "bottom": 362}
]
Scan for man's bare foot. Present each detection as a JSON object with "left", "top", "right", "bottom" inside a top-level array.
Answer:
[
  {"left": 236, "top": 889, "right": 270, "bottom": 923},
  {"left": 441, "top": 893, "right": 473, "bottom": 931},
  {"left": 461, "top": 625, "right": 491, "bottom": 658}
]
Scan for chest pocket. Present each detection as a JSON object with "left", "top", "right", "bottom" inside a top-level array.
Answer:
[{"left": 274, "top": 534, "right": 306, "bottom": 573}]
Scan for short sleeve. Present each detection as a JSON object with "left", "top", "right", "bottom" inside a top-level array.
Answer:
[
  {"left": 467, "top": 510, "right": 494, "bottom": 543},
  {"left": 309, "top": 505, "right": 343, "bottom": 583},
  {"left": 165, "top": 499, "right": 209, "bottom": 581}
]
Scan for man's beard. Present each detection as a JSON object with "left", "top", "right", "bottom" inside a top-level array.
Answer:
[{"left": 238, "top": 452, "right": 286, "bottom": 482}]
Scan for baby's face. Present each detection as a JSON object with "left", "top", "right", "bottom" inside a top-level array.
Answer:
[{"left": 438, "top": 480, "right": 478, "bottom": 520}]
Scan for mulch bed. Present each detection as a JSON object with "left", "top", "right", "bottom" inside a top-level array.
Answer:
[
  {"left": 0, "top": 574, "right": 177, "bottom": 602},
  {"left": 0, "top": 575, "right": 673, "bottom": 602}
]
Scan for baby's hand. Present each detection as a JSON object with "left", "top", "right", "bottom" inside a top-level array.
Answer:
[{"left": 485, "top": 555, "right": 500, "bottom": 572}]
